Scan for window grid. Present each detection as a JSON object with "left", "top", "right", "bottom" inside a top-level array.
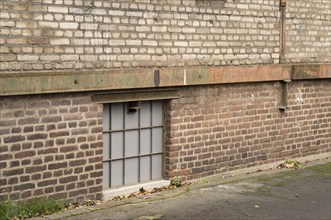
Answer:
[{"left": 103, "top": 101, "right": 163, "bottom": 189}]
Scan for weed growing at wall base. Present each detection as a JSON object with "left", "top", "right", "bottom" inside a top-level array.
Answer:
[{"left": 0, "top": 197, "right": 66, "bottom": 220}]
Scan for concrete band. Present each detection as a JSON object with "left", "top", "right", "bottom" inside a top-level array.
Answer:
[{"left": 1, "top": 64, "right": 330, "bottom": 97}]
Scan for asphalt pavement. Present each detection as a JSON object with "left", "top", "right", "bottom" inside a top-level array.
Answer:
[{"left": 44, "top": 159, "right": 331, "bottom": 220}]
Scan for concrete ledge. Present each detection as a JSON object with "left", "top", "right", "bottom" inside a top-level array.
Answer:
[
  {"left": 0, "top": 64, "right": 330, "bottom": 96},
  {"left": 199, "top": 152, "right": 331, "bottom": 182},
  {"left": 103, "top": 180, "right": 170, "bottom": 201}
]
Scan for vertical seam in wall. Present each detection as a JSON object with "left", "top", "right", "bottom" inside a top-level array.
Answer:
[
  {"left": 184, "top": 68, "right": 187, "bottom": 86},
  {"left": 279, "top": 0, "right": 287, "bottom": 64}
]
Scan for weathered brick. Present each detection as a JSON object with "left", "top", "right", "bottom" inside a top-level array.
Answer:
[
  {"left": 3, "top": 168, "right": 24, "bottom": 177},
  {"left": 50, "top": 131, "right": 70, "bottom": 138},
  {"left": 15, "top": 150, "right": 36, "bottom": 159},
  {"left": 59, "top": 176, "right": 78, "bottom": 184},
  {"left": 0, "top": 153, "right": 12, "bottom": 161},
  {"left": 18, "top": 117, "right": 39, "bottom": 125},
  {"left": 48, "top": 162, "right": 67, "bottom": 170},
  {"left": 4, "top": 135, "right": 25, "bottom": 143},
  {"left": 90, "top": 171, "right": 102, "bottom": 178},
  {"left": 37, "top": 179, "right": 58, "bottom": 187},
  {"left": 69, "top": 159, "right": 86, "bottom": 167},
  {"left": 0, "top": 162, "right": 7, "bottom": 169},
  {"left": 48, "top": 6, "right": 68, "bottom": 13},
  {"left": 26, "top": 165, "right": 46, "bottom": 174},
  {"left": 42, "top": 116, "right": 62, "bottom": 123},
  {"left": 60, "top": 145, "right": 78, "bottom": 153},
  {"left": 65, "top": 188, "right": 81, "bottom": 198},
  {"left": 11, "top": 128, "right": 21, "bottom": 134},
  {"left": 27, "top": 133, "right": 47, "bottom": 140}
]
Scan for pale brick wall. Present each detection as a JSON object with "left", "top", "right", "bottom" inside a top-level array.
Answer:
[
  {"left": 286, "top": 0, "right": 331, "bottom": 63},
  {"left": 164, "top": 80, "right": 331, "bottom": 181},
  {"left": 0, "top": 0, "right": 282, "bottom": 71},
  {"left": 0, "top": 93, "right": 103, "bottom": 203},
  {"left": 1, "top": 0, "right": 330, "bottom": 72}
]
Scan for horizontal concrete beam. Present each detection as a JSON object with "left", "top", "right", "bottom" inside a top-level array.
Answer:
[
  {"left": 92, "top": 89, "right": 179, "bottom": 103},
  {"left": 0, "top": 64, "right": 330, "bottom": 96}
]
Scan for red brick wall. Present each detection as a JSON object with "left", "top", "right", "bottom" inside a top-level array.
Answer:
[
  {"left": 164, "top": 80, "right": 331, "bottom": 181},
  {"left": 0, "top": 93, "right": 103, "bottom": 203},
  {"left": 1, "top": 80, "right": 330, "bottom": 202}
]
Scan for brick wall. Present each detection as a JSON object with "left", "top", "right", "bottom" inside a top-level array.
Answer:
[
  {"left": 286, "top": 0, "right": 331, "bottom": 63},
  {"left": 164, "top": 80, "right": 331, "bottom": 181},
  {"left": 1, "top": 0, "right": 330, "bottom": 72},
  {"left": 0, "top": 93, "right": 103, "bottom": 203},
  {"left": 1, "top": 80, "right": 330, "bottom": 202},
  {"left": 0, "top": 0, "right": 281, "bottom": 71},
  {"left": 0, "top": 0, "right": 330, "bottom": 203}
]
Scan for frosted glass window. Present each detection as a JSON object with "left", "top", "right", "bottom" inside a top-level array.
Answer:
[
  {"left": 125, "top": 104, "right": 139, "bottom": 129},
  {"left": 140, "top": 156, "right": 151, "bottom": 182},
  {"left": 111, "top": 132, "right": 123, "bottom": 159},
  {"left": 111, "top": 160, "right": 123, "bottom": 187},
  {"left": 103, "top": 104, "right": 110, "bottom": 131},
  {"left": 103, "top": 101, "right": 164, "bottom": 189},
  {"left": 125, "top": 131, "right": 139, "bottom": 157},
  {"left": 152, "top": 101, "right": 163, "bottom": 126},
  {"left": 140, "top": 129, "right": 151, "bottom": 155},
  {"left": 103, "top": 133, "right": 110, "bottom": 160},
  {"left": 102, "top": 162, "right": 109, "bottom": 189},
  {"left": 125, "top": 158, "right": 139, "bottom": 185},
  {"left": 140, "top": 102, "right": 151, "bottom": 127},
  {"left": 152, "top": 128, "right": 163, "bottom": 153},
  {"left": 152, "top": 154, "right": 162, "bottom": 179},
  {"left": 111, "top": 103, "right": 123, "bottom": 130}
]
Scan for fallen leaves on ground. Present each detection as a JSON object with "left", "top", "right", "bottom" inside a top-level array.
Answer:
[
  {"left": 277, "top": 159, "right": 304, "bottom": 169},
  {"left": 112, "top": 183, "right": 190, "bottom": 201}
]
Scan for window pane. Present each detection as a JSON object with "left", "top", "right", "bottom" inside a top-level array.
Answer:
[
  {"left": 125, "top": 158, "right": 139, "bottom": 185},
  {"left": 152, "top": 127, "right": 163, "bottom": 153},
  {"left": 125, "top": 131, "right": 138, "bottom": 157},
  {"left": 103, "top": 133, "right": 110, "bottom": 160},
  {"left": 111, "top": 132, "right": 123, "bottom": 159},
  {"left": 152, "top": 101, "right": 163, "bottom": 126},
  {"left": 140, "top": 101, "right": 151, "bottom": 127},
  {"left": 140, "top": 129, "right": 151, "bottom": 155},
  {"left": 111, "top": 160, "right": 123, "bottom": 187},
  {"left": 152, "top": 154, "right": 162, "bottom": 179},
  {"left": 102, "top": 162, "right": 110, "bottom": 189},
  {"left": 140, "top": 156, "right": 151, "bottom": 182},
  {"left": 103, "top": 104, "right": 110, "bottom": 131},
  {"left": 111, "top": 103, "right": 123, "bottom": 130},
  {"left": 125, "top": 104, "right": 139, "bottom": 129}
]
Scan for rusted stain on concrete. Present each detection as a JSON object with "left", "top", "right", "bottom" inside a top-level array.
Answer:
[
  {"left": 291, "top": 65, "right": 330, "bottom": 79},
  {"left": 0, "top": 64, "right": 329, "bottom": 97},
  {"left": 154, "top": 69, "right": 160, "bottom": 87}
]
